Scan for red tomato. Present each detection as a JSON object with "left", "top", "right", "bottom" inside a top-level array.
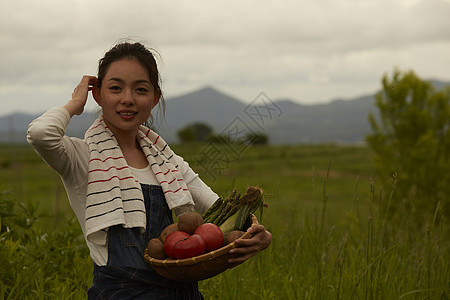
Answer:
[
  {"left": 173, "top": 234, "right": 206, "bottom": 259},
  {"left": 194, "top": 223, "right": 224, "bottom": 252},
  {"left": 163, "top": 231, "right": 190, "bottom": 259}
]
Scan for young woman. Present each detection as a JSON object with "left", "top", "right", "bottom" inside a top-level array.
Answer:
[{"left": 27, "top": 42, "right": 272, "bottom": 299}]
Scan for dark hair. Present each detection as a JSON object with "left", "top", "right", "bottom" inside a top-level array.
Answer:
[{"left": 97, "top": 42, "right": 165, "bottom": 126}]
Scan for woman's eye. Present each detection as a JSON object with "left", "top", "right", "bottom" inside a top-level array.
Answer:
[
  {"left": 109, "top": 86, "right": 121, "bottom": 91},
  {"left": 137, "top": 88, "right": 149, "bottom": 93}
]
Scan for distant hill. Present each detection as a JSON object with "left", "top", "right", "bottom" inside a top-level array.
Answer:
[
  {"left": 268, "top": 95, "right": 375, "bottom": 144},
  {"left": 156, "top": 87, "right": 247, "bottom": 142},
  {"left": 1, "top": 80, "right": 449, "bottom": 145}
]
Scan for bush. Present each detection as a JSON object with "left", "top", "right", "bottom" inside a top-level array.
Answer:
[
  {"left": 177, "top": 122, "right": 214, "bottom": 143},
  {"left": 246, "top": 132, "right": 269, "bottom": 145},
  {"left": 0, "top": 191, "right": 92, "bottom": 298},
  {"left": 367, "top": 69, "right": 450, "bottom": 220}
]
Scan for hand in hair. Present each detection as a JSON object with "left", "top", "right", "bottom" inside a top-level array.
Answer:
[{"left": 64, "top": 75, "right": 98, "bottom": 117}]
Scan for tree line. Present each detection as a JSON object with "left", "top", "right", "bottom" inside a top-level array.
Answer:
[{"left": 177, "top": 122, "right": 268, "bottom": 145}]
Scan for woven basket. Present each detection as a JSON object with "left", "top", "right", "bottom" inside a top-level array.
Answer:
[{"left": 144, "top": 215, "right": 258, "bottom": 282}]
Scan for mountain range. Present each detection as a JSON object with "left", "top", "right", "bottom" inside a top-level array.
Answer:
[{"left": 1, "top": 80, "right": 449, "bottom": 145}]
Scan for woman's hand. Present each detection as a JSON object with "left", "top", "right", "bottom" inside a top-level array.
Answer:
[
  {"left": 227, "top": 224, "right": 272, "bottom": 268},
  {"left": 64, "top": 75, "right": 98, "bottom": 117}
]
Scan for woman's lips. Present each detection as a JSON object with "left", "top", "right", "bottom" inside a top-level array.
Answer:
[{"left": 118, "top": 111, "right": 137, "bottom": 119}]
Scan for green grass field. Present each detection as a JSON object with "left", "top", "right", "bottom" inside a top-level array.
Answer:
[{"left": 1, "top": 143, "right": 448, "bottom": 299}]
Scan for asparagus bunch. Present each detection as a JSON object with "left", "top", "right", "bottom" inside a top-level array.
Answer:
[
  {"left": 202, "top": 186, "right": 266, "bottom": 236},
  {"left": 202, "top": 189, "right": 242, "bottom": 226}
]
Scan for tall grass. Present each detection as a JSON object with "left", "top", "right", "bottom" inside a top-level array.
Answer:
[
  {"left": 0, "top": 144, "right": 449, "bottom": 299},
  {"left": 200, "top": 175, "right": 449, "bottom": 299}
]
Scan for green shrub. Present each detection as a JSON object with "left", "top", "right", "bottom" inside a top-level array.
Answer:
[
  {"left": 0, "top": 191, "right": 92, "bottom": 299},
  {"left": 367, "top": 69, "right": 450, "bottom": 221}
]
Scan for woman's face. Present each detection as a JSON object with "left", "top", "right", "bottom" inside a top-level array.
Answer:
[{"left": 95, "top": 58, "right": 159, "bottom": 136}]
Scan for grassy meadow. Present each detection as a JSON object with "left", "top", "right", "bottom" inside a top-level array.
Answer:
[{"left": 0, "top": 143, "right": 448, "bottom": 299}]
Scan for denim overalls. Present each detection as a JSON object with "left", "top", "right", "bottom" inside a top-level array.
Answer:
[{"left": 88, "top": 184, "right": 204, "bottom": 299}]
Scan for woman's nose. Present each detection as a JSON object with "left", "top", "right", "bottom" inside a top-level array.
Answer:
[{"left": 121, "top": 89, "right": 134, "bottom": 105}]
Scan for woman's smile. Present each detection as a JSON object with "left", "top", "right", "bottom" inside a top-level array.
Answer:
[{"left": 118, "top": 111, "right": 138, "bottom": 119}]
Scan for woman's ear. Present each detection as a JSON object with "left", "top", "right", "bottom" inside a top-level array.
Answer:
[{"left": 92, "top": 85, "right": 101, "bottom": 106}]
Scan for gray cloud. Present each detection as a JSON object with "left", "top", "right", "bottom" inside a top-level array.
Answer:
[{"left": 1, "top": 0, "right": 450, "bottom": 114}]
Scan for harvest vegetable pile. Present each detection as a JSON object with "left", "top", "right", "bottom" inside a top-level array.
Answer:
[{"left": 147, "top": 186, "right": 267, "bottom": 260}]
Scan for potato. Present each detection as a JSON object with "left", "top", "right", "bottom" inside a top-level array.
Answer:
[
  {"left": 147, "top": 238, "right": 166, "bottom": 259},
  {"left": 159, "top": 223, "right": 179, "bottom": 243},
  {"left": 225, "top": 230, "right": 246, "bottom": 244},
  {"left": 178, "top": 212, "right": 204, "bottom": 234}
]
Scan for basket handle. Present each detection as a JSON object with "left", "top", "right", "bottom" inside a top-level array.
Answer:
[
  {"left": 238, "top": 214, "right": 259, "bottom": 240},
  {"left": 250, "top": 214, "right": 259, "bottom": 226}
]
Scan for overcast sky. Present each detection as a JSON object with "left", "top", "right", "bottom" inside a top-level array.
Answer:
[{"left": 1, "top": 0, "right": 450, "bottom": 115}]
